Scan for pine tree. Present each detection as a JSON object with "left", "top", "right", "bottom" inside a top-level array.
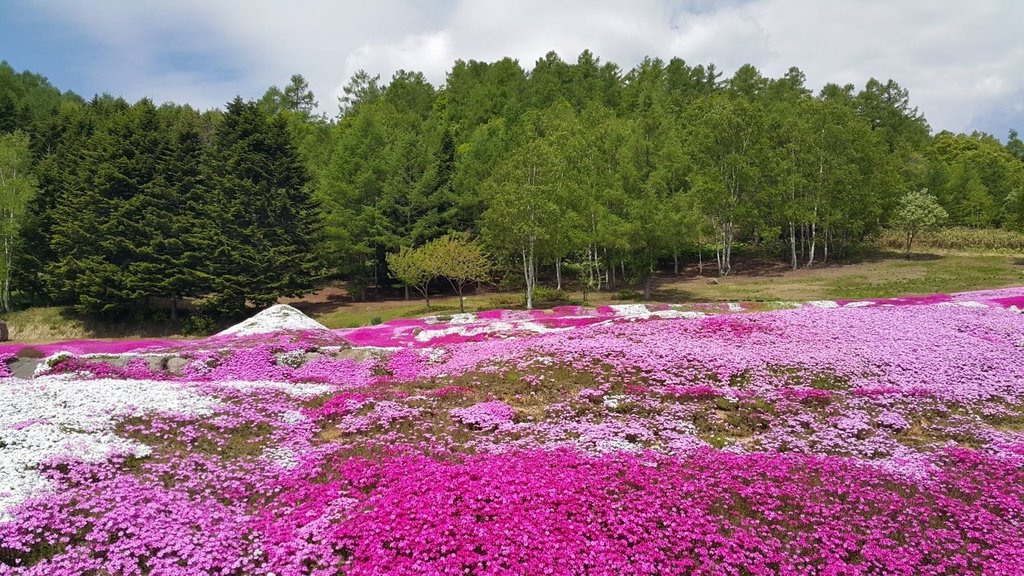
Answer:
[{"left": 204, "top": 97, "right": 324, "bottom": 315}]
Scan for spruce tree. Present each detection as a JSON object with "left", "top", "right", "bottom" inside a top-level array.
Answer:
[{"left": 205, "top": 97, "right": 323, "bottom": 315}]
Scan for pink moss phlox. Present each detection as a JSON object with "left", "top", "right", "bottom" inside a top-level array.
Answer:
[
  {"left": 837, "top": 293, "right": 954, "bottom": 307},
  {"left": 450, "top": 401, "right": 516, "bottom": 430},
  {"left": 782, "top": 388, "right": 834, "bottom": 405},
  {"left": 0, "top": 353, "right": 13, "bottom": 377},
  {"left": 662, "top": 384, "right": 723, "bottom": 400},
  {"left": 255, "top": 448, "right": 1024, "bottom": 575}
]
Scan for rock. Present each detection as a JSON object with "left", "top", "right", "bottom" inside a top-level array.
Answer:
[
  {"left": 166, "top": 357, "right": 189, "bottom": 376},
  {"left": 706, "top": 277, "right": 719, "bottom": 285},
  {"left": 147, "top": 356, "right": 166, "bottom": 372},
  {"left": 6, "top": 358, "right": 40, "bottom": 379},
  {"left": 217, "top": 304, "right": 329, "bottom": 337},
  {"left": 334, "top": 348, "right": 379, "bottom": 362}
]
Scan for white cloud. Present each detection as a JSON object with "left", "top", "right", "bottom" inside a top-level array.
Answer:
[{"left": 17, "top": 0, "right": 1024, "bottom": 133}]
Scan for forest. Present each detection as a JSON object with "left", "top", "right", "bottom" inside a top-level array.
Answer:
[{"left": 1, "top": 50, "right": 1023, "bottom": 318}]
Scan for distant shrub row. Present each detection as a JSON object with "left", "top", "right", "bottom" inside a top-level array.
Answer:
[{"left": 877, "top": 227, "right": 1024, "bottom": 252}]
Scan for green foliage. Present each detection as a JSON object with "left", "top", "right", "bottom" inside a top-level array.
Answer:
[
  {"left": 0, "top": 131, "right": 36, "bottom": 312},
  {"left": 30, "top": 96, "right": 324, "bottom": 319},
  {"left": 890, "top": 189, "right": 949, "bottom": 256},
  {"left": 532, "top": 286, "right": 572, "bottom": 305},
  {"left": 386, "top": 244, "right": 438, "bottom": 309},
  {"left": 613, "top": 289, "right": 644, "bottom": 301},
  {"left": 181, "top": 313, "right": 217, "bottom": 336},
  {"left": 386, "top": 233, "right": 492, "bottom": 312},
  {"left": 430, "top": 233, "right": 492, "bottom": 312},
  {"left": 202, "top": 97, "right": 324, "bottom": 315},
  {"left": 11, "top": 51, "right": 1024, "bottom": 323},
  {"left": 877, "top": 226, "right": 1024, "bottom": 252}
]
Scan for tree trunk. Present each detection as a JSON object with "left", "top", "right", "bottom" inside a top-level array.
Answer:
[
  {"left": 719, "top": 224, "right": 733, "bottom": 276},
  {"left": 522, "top": 242, "right": 536, "bottom": 310},
  {"left": 588, "top": 245, "right": 595, "bottom": 290},
  {"left": 1, "top": 212, "right": 10, "bottom": 313},
  {"left": 722, "top": 226, "right": 733, "bottom": 277},
  {"left": 789, "top": 221, "right": 798, "bottom": 271},
  {"left": 404, "top": 285, "right": 409, "bottom": 301},
  {"left": 673, "top": 248, "right": 679, "bottom": 275},
  {"left": 555, "top": 258, "right": 562, "bottom": 291},
  {"left": 171, "top": 297, "right": 178, "bottom": 321},
  {"left": 807, "top": 216, "right": 817, "bottom": 267}
]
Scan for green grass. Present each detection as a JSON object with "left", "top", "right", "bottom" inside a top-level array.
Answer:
[
  {"left": 657, "top": 251, "right": 1023, "bottom": 304},
  {"left": 0, "top": 305, "right": 194, "bottom": 343},
  {"left": 824, "top": 254, "right": 1023, "bottom": 300}
]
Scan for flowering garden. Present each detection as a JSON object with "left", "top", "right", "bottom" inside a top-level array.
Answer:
[{"left": 1, "top": 289, "right": 1024, "bottom": 575}]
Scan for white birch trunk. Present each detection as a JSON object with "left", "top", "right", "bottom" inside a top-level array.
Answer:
[{"left": 789, "top": 221, "right": 798, "bottom": 271}]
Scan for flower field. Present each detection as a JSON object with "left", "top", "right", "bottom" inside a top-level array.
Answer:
[{"left": 2, "top": 289, "right": 1024, "bottom": 575}]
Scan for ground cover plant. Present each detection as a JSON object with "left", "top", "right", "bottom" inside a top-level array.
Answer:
[{"left": 1, "top": 289, "right": 1023, "bottom": 575}]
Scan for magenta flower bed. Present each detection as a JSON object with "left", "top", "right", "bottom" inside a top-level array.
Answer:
[{"left": 1, "top": 288, "right": 1023, "bottom": 575}]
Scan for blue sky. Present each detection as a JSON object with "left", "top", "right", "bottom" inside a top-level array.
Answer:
[{"left": 1, "top": 0, "right": 1022, "bottom": 137}]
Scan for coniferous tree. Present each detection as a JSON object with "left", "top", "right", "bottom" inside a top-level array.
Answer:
[{"left": 204, "top": 97, "right": 324, "bottom": 314}]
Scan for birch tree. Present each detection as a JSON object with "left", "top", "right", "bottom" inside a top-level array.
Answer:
[
  {"left": 0, "top": 131, "right": 36, "bottom": 312},
  {"left": 481, "top": 139, "right": 561, "bottom": 309},
  {"left": 685, "top": 94, "right": 770, "bottom": 276}
]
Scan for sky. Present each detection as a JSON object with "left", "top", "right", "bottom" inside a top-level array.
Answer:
[{"left": 1, "top": 0, "right": 1022, "bottom": 137}]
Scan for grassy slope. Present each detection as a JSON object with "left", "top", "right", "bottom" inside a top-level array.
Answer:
[
  {"left": 3, "top": 249, "right": 1022, "bottom": 340},
  {"left": 655, "top": 251, "right": 1024, "bottom": 303}
]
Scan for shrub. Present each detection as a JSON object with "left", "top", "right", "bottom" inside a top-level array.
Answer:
[
  {"left": 181, "top": 314, "right": 217, "bottom": 336},
  {"left": 613, "top": 289, "right": 643, "bottom": 301},
  {"left": 532, "top": 286, "right": 571, "bottom": 304},
  {"left": 370, "top": 316, "right": 383, "bottom": 326},
  {"left": 16, "top": 347, "right": 44, "bottom": 359},
  {"left": 876, "top": 226, "right": 1024, "bottom": 252},
  {"left": 484, "top": 293, "right": 524, "bottom": 310}
]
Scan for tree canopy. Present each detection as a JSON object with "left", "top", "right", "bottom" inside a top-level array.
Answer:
[{"left": 2, "top": 52, "right": 1023, "bottom": 317}]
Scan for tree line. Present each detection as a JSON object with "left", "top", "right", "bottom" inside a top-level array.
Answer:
[{"left": 1, "top": 52, "right": 1023, "bottom": 316}]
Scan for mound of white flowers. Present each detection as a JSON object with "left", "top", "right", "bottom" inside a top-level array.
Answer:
[{"left": 217, "top": 304, "right": 329, "bottom": 336}]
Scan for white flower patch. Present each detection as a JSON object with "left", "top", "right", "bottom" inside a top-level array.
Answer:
[
  {"left": 955, "top": 301, "right": 988, "bottom": 308},
  {"left": 807, "top": 300, "right": 839, "bottom": 308},
  {"left": 33, "top": 351, "right": 74, "bottom": 377},
  {"left": 413, "top": 320, "right": 570, "bottom": 343},
  {"left": 608, "top": 304, "right": 704, "bottom": 321},
  {"left": 727, "top": 303, "right": 745, "bottom": 312},
  {"left": 843, "top": 301, "right": 876, "bottom": 308},
  {"left": 447, "top": 313, "right": 478, "bottom": 325},
  {"left": 590, "top": 438, "right": 643, "bottom": 453},
  {"left": 603, "top": 395, "right": 627, "bottom": 409},
  {"left": 262, "top": 446, "right": 299, "bottom": 469},
  {"left": 218, "top": 304, "right": 329, "bottom": 336},
  {"left": 608, "top": 304, "right": 651, "bottom": 317},
  {"left": 0, "top": 375, "right": 220, "bottom": 520},
  {"left": 281, "top": 410, "right": 308, "bottom": 424},
  {"left": 213, "top": 380, "right": 335, "bottom": 397}
]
